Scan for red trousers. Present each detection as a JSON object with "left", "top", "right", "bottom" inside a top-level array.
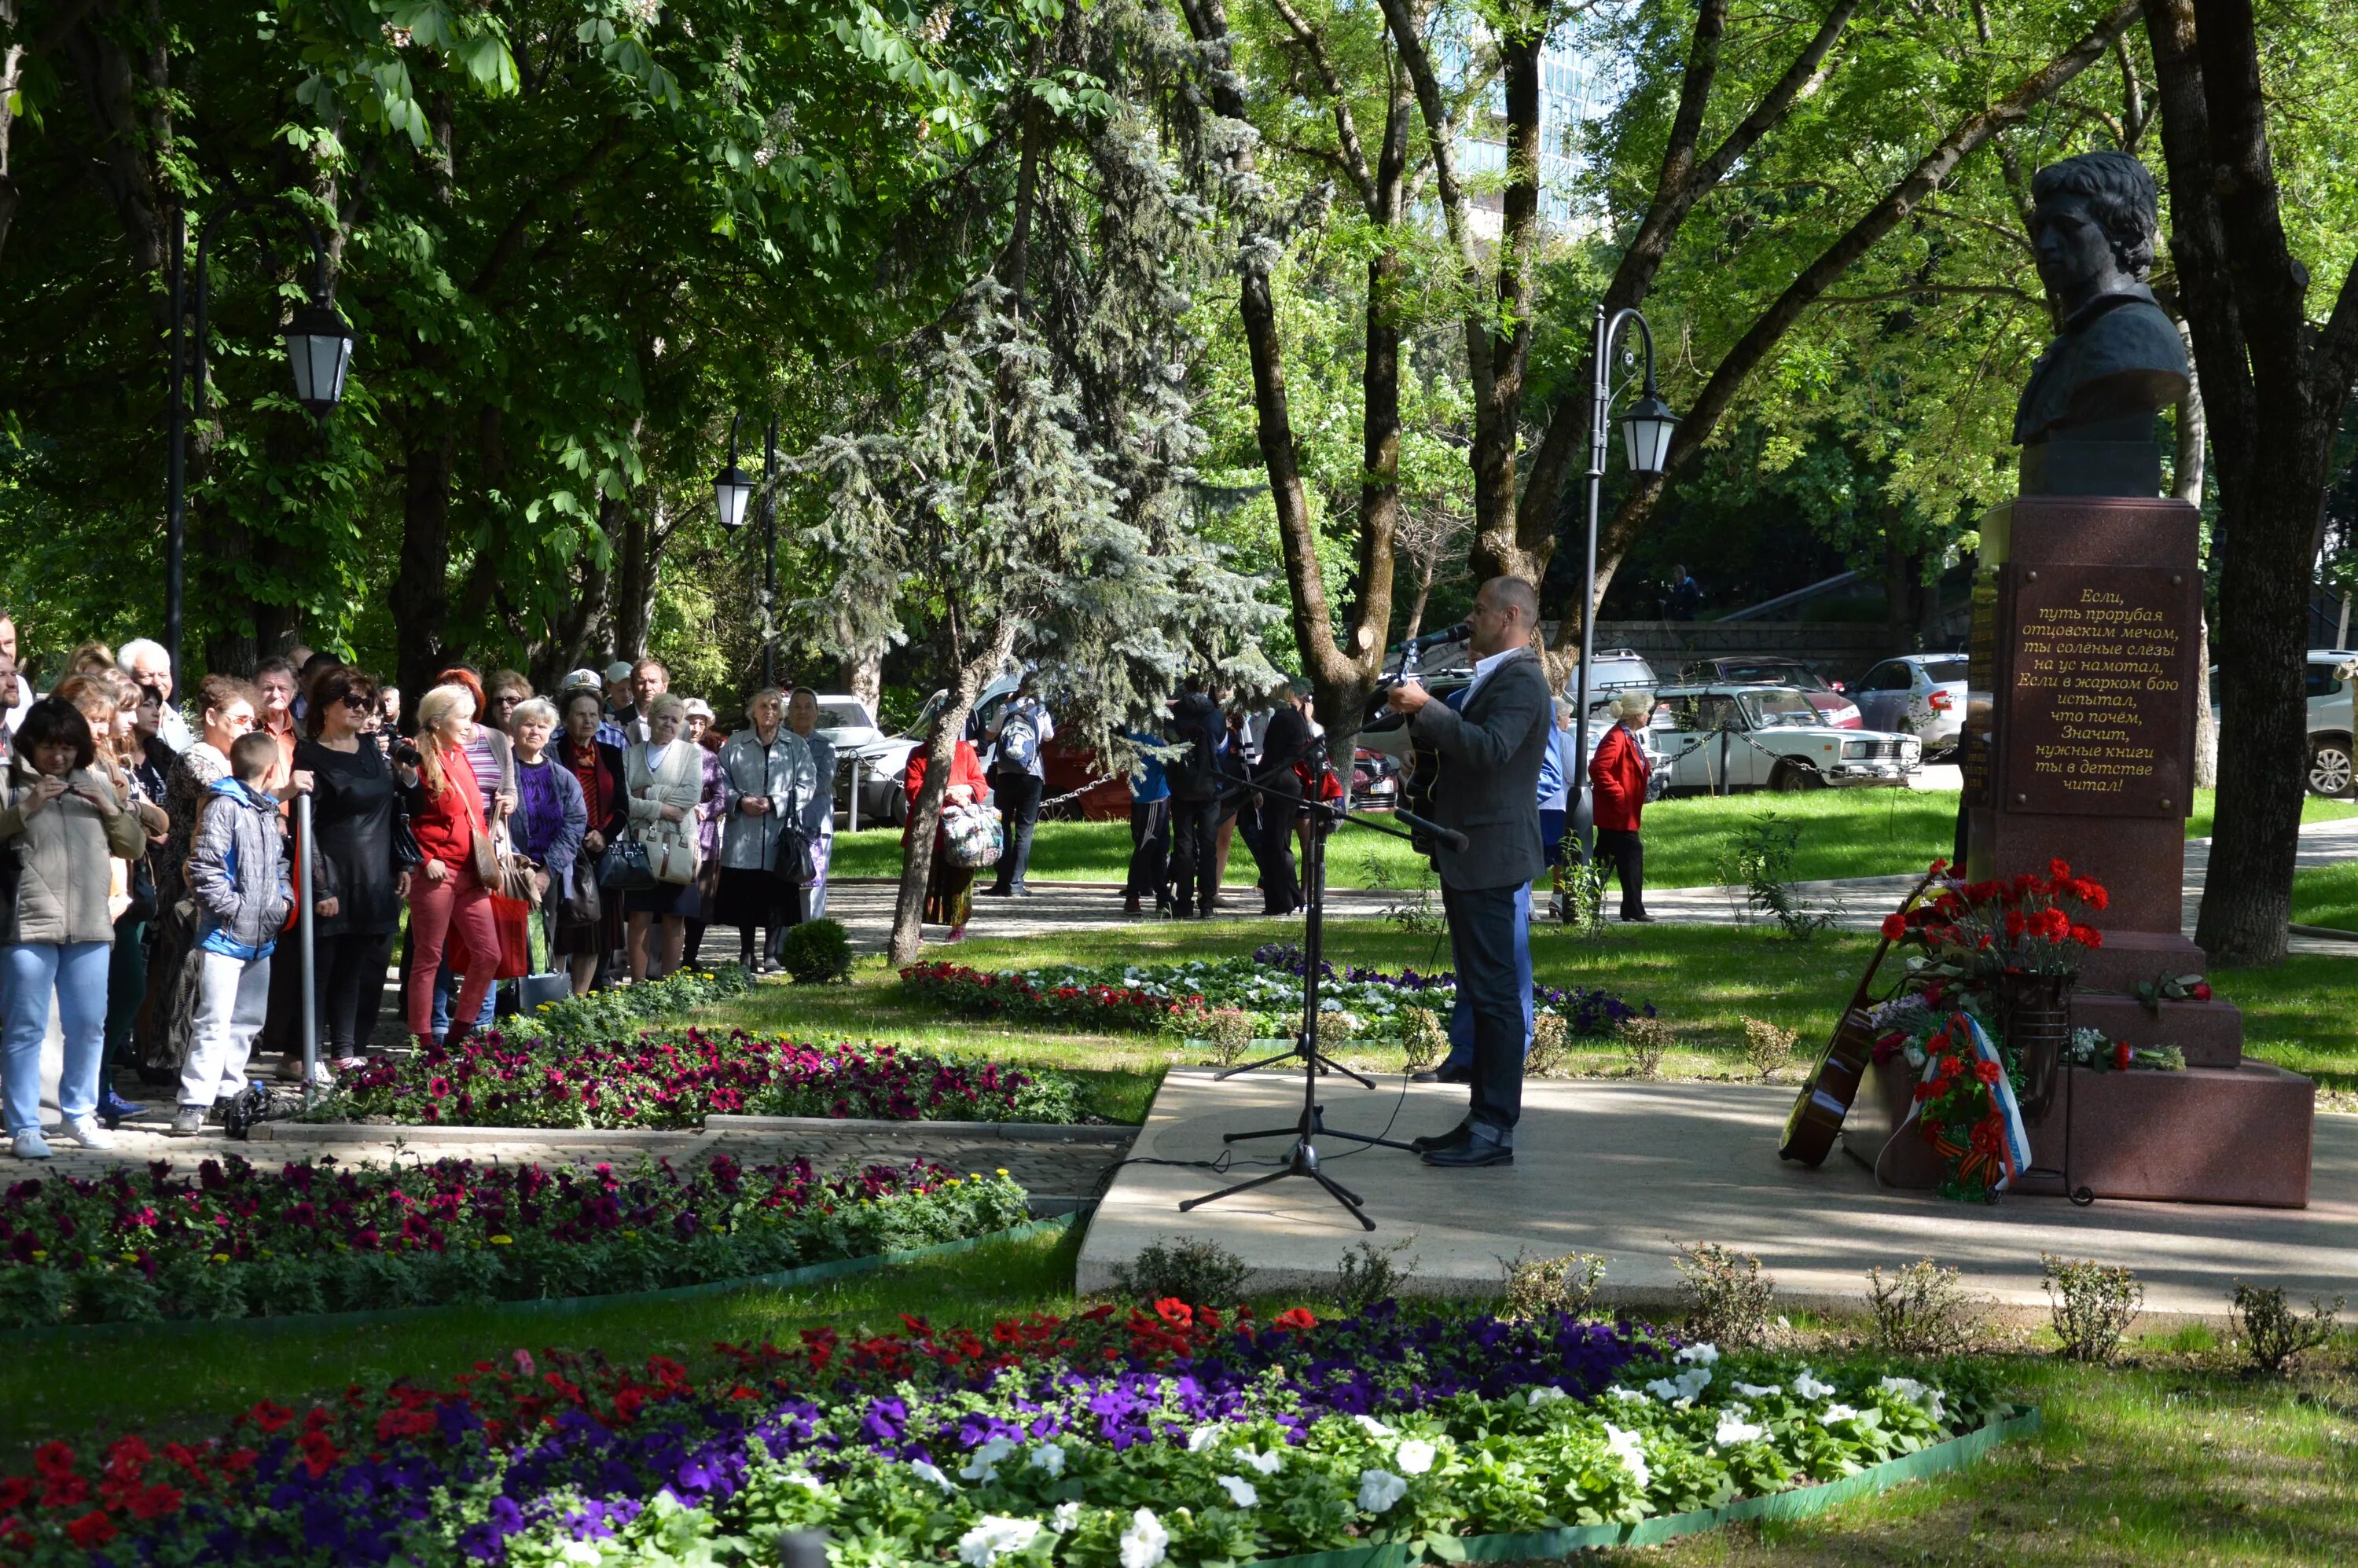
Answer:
[{"left": 406, "top": 862, "right": 499, "bottom": 1038}]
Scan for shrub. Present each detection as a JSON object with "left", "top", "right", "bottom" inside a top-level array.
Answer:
[
  {"left": 2041, "top": 1254, "right": 2143, "bottom": 1362},
  {"left": 1316, "top": 1009, "right": 1359, "bottom": 1050},
  {"left": 1526, "top": 1012, "right": 1571, "bottom": 1078},
  {"left": 1557, "top": 856, "right": 1608, "bottom": 937},
  {"left": 2229, "top": 1281, "right": 2344, "bottom": 1374},
  {"left": 1109, "top": 1236, "right": 1250, "bottom": 1309},
  {"left": 1621, "top": 1015, "right": 1675, "bottom": 1079},
  {"left": 1742, "top": 1015, "right": 1798, "bottom": 1081},
  {"left": 506, "top": 964, "right": 758, "bottom": 1044},
  {"left": 1204, "top": 1007, "right": 1252, "bottom": 1066},
  {"left": 1720, "top": 811, "right": 1835, "bottom": 939},
  {"left": 1503, "top": 1250, "right": 1607, "bottom": 1320},
  {"left": 1398, "top": 1007, "right": 1446, "bottom": 1071},
  {"left": 777, "top": 919, "right": 853, "bottom": 984},
  {"left": 1864, "top": 1258, "right": 1986, "bottom": 1355},
  {"left": 1674, "top": 1239, "right": 1779, "bottom": 1348},
  {"left": 1335, "top": 1237, "right": 1418, "bottom": 1316}
]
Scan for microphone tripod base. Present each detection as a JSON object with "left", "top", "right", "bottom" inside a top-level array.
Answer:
[
  {"left": 1222, "top": 1102, "right": 1419, "bottom": 1155},
  {"left": 1179, "top": 1137, "right": 1374, "bottom": 1230}
]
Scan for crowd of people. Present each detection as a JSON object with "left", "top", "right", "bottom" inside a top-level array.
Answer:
[{"left": 0, "top": 622, "right": 840, "bottom": 1155}]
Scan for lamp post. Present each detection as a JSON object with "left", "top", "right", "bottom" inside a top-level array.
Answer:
[
  {"left": 711, "top": 413, "right": 779, "bottom": 686},
  {"left": 164, "top": 196, "right": 354, "bottom": 678},
  {"left": 1572, "top": 304, "right": 1679, "bottom": 851}
]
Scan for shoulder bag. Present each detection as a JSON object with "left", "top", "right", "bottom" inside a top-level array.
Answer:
[
  {"left": 598, "top": 834, "right": 657, "bottom": 892},
  {"left": 942, "top": 802, "right": 1003, "bottom": 869}
]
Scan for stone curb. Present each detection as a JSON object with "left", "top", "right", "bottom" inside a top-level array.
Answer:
[{"left": 252, "top": 1116, "right": 1134, "bottom": 1145}]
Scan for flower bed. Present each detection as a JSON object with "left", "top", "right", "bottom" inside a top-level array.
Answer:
[
  {"left": 901, "top": 953, "right": 1651, "bottom": 1045},
  {"left": 501, "top": 967, "right": 760, "bottom": 1045},
  {"left": 314, "top": 1031, "right": 1087, "bottom": 1129},
  {"left": 0, "top": 1156, "right": 1028, "bottom": 1328},
  {"left": 0, "top": 1301, "right": 2012, "bottom": 1565}
]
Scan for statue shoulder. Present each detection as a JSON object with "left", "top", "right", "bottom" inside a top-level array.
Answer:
[{"left": 2074, "top": 296, "right": 2188, "bottom": 378}]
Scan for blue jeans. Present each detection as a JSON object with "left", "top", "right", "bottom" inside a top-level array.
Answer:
[
  {"left": 431, "top": 957, "right": 498, "bottom": 1038},
  {"left": 2, "top": 941, "right": 110, "bottom": 1134},
  {"left": 1442, "top": 882, "right": 1533, "bottom": 1075}
]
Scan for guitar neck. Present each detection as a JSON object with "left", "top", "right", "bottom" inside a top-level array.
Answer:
[{"left": 1839, "top": 867, "right": 1942, "bottom": 1018}]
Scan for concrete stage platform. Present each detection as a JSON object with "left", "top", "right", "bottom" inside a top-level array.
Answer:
[{"left": 1077, "top": 1068, "right": 2358, "bottom": 1324}]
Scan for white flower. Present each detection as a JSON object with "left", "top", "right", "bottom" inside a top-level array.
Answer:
[
  {"left": 1052, "top": 1502, "right": 1083, "bottom": 1533},
  {"left": 1119, "top": 1507, "right": 1169, "bottom": 1568},
  {"left": 1186, "top": 1423, "right": 1226, "bottom": 1453},
  {"left": 1792, "top": 1368, "right": 1836, "bottom": 1401},
  {"left": 960, "top": 1437, "right": 1018, "bottom": 1482},
  {"left": 783, "top": 1471, "right": 825, "bottom": 1493},
  {"left": 1357, "top": 1467, "right": 1409, "bottom": 1514},
  {"left": 1647, "top": 1366, "right": 1712, "bottom": 1404},
  {"left": 957, "top": 1516, "right": 1043, "bottom": 1566},
  {"left": 1819, "top": 1403, "right": 1860, "bottom": 1424},
  {"left": 1713, "top": 1415, "right": 1765, "bottom": 1447},
  {"left": 558, "top": 1544, "right": 604, "bottom": 1567},
  {"left": 1644, "top": 1378, "right": 1680, "bottom": 1401},
  {"left": 1526, "top": 1385, "right": 1570, "bottom": 1406},
  {"left": 1602, "top": 1423, "right": 1652, "bottom": 1490},
  {"left": 1216, "top": 1474, "right": 1259, "bottom": 1508},
  {"left": 1394, "top": 1438, "right": 1437, "bottom": 1476},
  {"left": 1353, "top": 1414, "right": 1395, "bottom": 1438},
  {"left": 1877, "top": 1375, "right": 1946, "bottom": 1420},
  {"left": 1233, "top": 1445, "right": 1284, "bottom": 1475},
  {"left": 1030, "top": 1441, "right": 1066, "bottom": 1478},
  {"left": 1734, "top": 1381, "right": 1781, "bottom": 1399},
  {"left": 910, "top": 1460, "right": 955, "bottom": 1490},
  {"left": 1604, "top": 1386, "right": 1650, "bottom": 1405},
  {"left": 1677, "top": 1343, "right": 1721, "bottom": 1365}
]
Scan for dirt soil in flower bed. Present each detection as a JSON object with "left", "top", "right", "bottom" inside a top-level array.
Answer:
[
  {"left": 0, "top": 1156, "right": 1030, "bottom": 1328},
  {"left": 311, "top": 1030, "right": 1090, "bottom": 1130},
  {"left": 0, "top": 1297, "right": 2022, "bottom": 1566}
]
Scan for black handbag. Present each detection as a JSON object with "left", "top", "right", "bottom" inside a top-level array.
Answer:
[
  {"left": 597, "top": 835, "right": 657, "bottom": 892},
  {"left": 560, "top": 868, "right": 603, "bottom": 924},
  {"left": 772, "top": 821, "right": 816, "bottom": 885}
]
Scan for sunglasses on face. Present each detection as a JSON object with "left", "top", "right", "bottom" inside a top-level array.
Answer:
[{"left": 339, "top": 692, "right": 373, "bottom": 709}]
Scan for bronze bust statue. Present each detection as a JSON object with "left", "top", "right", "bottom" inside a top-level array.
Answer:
[{"left": 2014, "top": 152, "right": 2191, "bottom": 497}]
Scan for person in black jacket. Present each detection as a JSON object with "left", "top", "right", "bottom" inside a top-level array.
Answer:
[
  {"left": 296, "top": 666, "right": 416, "bottom": 1068},
  {"left": 1165, "top": 677, "right": 1226, "bottom": 920},
  {"left": 1247, "top": 681, "right": 1313, "bottom": 915}
]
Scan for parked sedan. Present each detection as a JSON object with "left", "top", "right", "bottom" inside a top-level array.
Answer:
[
  {"left": 1650, "top": 685, "right": 1919, "bottom": 792},
  {"left": 1680, "top": 656, "right": 1862, "bottom": 728},
  {"left": 1852, "top": 653, "right": 1969, "bottom": 758}
]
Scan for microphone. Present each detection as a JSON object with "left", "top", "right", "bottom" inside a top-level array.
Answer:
[{"left": 1408, "top": 621, "right": 1471, "bottom": 651}]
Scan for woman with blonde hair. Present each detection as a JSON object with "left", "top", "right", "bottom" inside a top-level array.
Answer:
[
  {"left": 718, "top": 687, "right": 817, "bottom": 971},
  {"left": 623, "top": 691, "right": 703, "bottom": 980},
  {"left": 393, "top": 683, "right": 503, "bottom": 1047},
  {"left": 55, "top": 674, "right": 168, "bottom": 1122}
]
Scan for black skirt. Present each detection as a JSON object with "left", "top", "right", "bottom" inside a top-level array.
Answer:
[{"left": 714, "top": 865, "right": 796, "bottom": 930}]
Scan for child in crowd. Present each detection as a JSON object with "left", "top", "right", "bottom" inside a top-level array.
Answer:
[{"left": 174, "top": 731, "right": 292, "bottom": 1136}]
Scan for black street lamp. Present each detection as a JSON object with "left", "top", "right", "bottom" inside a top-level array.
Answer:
[
  {"left": 711, "top": 413, "right": 779, "bottom": 686},
  {"left": 1572, "top": 305, "right": 1679, "bottom": 847},
  {"left": 165, "top": 195, "right": 352, "bottom": 678}
]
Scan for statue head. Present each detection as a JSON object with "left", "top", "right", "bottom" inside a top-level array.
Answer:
[{"left": 2029, "top": 152, "right": 2161, "bottom": 314}]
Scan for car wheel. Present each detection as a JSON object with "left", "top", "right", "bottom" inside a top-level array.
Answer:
[
  {"left": 1769, "top": 761, "right": 1824, "bottom": 792},
  {"left": 2308, "top": 736, "right": 2354, "bottom": 797},
  {"left": 884, "top": 786, "right": 909, "bottom": 828}
]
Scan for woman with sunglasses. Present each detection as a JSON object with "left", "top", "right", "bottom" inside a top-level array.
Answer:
[{"left": 298, "top": 666, "right": 417, "bottom": 1069}]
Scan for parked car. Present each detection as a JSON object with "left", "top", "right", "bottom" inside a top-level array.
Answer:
[
  {"left": 1353, "top": 747, "right": 1401, "bottom": 809},
  {"left": 1680, "top": 656, "right": 1862, "bottom": 729},
  {"left": 2305, "top": 650, "right": 2357, "bottom": 796},
  {"left": 1852, "top": 653, "right": 1969, "bottom": 758},
  {"left": 809, "top": 694, "right": 919, "bottom": 827},
  {"left": 1359, "top": 671, "right": 1666, "bottom": 798},
  {"left": 1649, "top": 685, "right": 1919, "bottom": 792}
]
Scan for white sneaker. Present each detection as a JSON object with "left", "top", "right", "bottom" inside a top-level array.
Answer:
[
  {"left": 60, "top": 1117, "right": 116, "bottom": 1150},
  {"left": 10, "top": 1129, "right": 51, "bottom": 1159}
]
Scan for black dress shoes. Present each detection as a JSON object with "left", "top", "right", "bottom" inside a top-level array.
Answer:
[
  {"left": 1622, "top": 911, "right": 1658, "bottom": 923},
  {"left": 1422, "top": 1140, "right": 1514, "bottom": 1169},
  {"left": 1410, "top": 1123, "right": 1471, "bottom": 1155},
  {"left": 1408, "top": 1063, "right": 1472, "bottom": 1085}
]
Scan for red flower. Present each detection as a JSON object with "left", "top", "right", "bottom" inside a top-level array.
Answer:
[
  {"left": 64, "top": 1511, "right": 115, "bottom": 1548},
  {"left": 1879, "top": 913, "right": 1908, "bottom": 941},
  {"left": 2114, "top": 1041, "right": 2132, "bottom": 1071},
  {"left": 1152, "top": 1298, "right": 1194, "bottom": 1328},
  {"left": 1974, "top": 1059, "right": 2002, "bottom": 1085},
  {"left": 297, "top": 1430, "right": 339, "bottom": 1478},
  {"left": 127, "top": 1483, "right": 182, "bottom": 1521},
  {"left": 2191, "top": 981, "right": 2212, "bottom": 1001},
  {"left": 1273, "top": 1307, "right": 1317, "bottom": 1331},
  {"left": 1928, "top": 857, "right": 1949, "bottom": 876},
  {"left": 2048, "top": 858, "right": 2073, "bottom": 882},
  {"left": 248, "top": 1401, "right": 295, "bottom": 1434}
]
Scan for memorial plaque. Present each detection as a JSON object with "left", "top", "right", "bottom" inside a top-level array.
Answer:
[{"left": 2000, "top": 562, "right": 2197, "bottom": 817}]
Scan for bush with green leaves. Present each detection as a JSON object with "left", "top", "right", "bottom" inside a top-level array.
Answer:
[
  {"left": 1864, "top": 1258, "right": 1986, "bottom": 1355},
  {"left": 2041, "top": 1254, "right": 2143, "bottom": 1363},
  {"left": 777, "top": 919, "right": 854, "bottom": 984},
  {"left": 1108, "top": 1236, "right": 1251, "bottom": 1309},
  {"left": 1675, "top": 1240, "right": 1780, "bottom": 1349},
  {"left": 1335, "top": 1237, "right": 1419, "bottom": 1316},
  {"left": 2229, "top": 1281, "right": 2344, "bottom": 1374},
  {"left": 1504, "top": 1250, "right": 1607, "bottom": 1320}
]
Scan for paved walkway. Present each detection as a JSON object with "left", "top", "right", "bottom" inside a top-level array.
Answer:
[{"left": 1078, "top": 1067, "right": 2356, "bottom": 1324}]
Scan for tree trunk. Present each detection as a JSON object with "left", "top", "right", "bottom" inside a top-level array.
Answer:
[
  {"left": 1401, "top": 559, "right": 1435, "bottom": 647},
  {"left": 392, "top": 417, "right": 455, "bottom": 707},
  {"left": 889, "top": 619, "right": 1016, "bottom": 966},
  {"left": 2173, "top": 343, "right": 2218, "bottom": 788},
  {"left": 612, "top": 487, "right": 660, "bottom": 662},
  {"left": 841, "top": 648, "right": 883, "bottom": 717}
]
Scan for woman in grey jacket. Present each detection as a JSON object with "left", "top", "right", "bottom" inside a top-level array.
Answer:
[
  {"left": 716, "top": 688, "right": 817, "bottom": 971},
  {"left": 0, "top": 700, "right": 149, "bottom": 1158}
]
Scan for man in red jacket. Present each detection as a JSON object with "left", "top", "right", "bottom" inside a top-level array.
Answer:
[{"left": 1589, "top": 692, "right": 1655, "bottom": 923}]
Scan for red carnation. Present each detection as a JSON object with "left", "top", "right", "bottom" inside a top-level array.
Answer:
[
  {"left": 1880, "top": 913, "right": 1908, "bottom": 941},
  {"left": 2114, "top": 1041, "right": 2132, "bottom": 1071},
  {"left": 2191, "top": 981, "right": 2212, "bottom": 1001},
  {"left": 1974, "top": 1059, "right": 2002, "bottom": 1085}
]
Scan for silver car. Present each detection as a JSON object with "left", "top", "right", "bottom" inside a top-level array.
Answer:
[
  {"left": 1852, "top": 654, "right": 1968, "bottom": 758},
  {"left": 2305, "top": 650, "right": 2356, "bottom": 796}
]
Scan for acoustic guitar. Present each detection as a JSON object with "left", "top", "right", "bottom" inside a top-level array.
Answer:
[{"left": 1777, "top": 868, "right": 1941, "bottom": 1168}]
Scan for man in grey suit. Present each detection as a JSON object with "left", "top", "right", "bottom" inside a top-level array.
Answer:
[{"left": 1385, "top": 575, "right": 1554, "bottom": 1168}]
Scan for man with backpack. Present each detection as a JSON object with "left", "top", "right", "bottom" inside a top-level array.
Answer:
[
  {"left": 982, "top": 675, "right": 1055, "bottom": 898},
  {"left": 1165, "top": 674, "right": 1226, "bottom": 919}
]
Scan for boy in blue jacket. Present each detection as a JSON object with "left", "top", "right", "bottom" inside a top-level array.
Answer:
[{"left": 173, "top": 733, "right": 294, "bottom": 1136}]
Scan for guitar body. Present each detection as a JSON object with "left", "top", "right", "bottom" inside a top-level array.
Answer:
[{"left": 1778, "top": 869, "right": 1940, "bottom": 1168}]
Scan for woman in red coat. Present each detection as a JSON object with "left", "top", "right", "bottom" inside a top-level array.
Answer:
[
  {"left": 905, "top": 739, "right": 990, "bottom": 940},
  {"left": 1588, "top": 692, "right": 1655, "bottom": 923}
]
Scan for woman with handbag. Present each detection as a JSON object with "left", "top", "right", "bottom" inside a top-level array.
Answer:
[
  {"left": 299, "top": 666, "right": 417, "bottom": 1070},
  {"left": 904, "top": 736, "right": 990, "bottom": 942},
  {"left": 395, "top": 684, "right": 502, "bottom": 1048},
  {"left": 555, "top": 685, "right": 626, "bottom": 996},
  {"left": 507, "top": 697, "right": 586, "bottom": 968},
  {"left": 55, "top": 674, "right": 168, "bottom": 1124},
  {"left": 677, "top": 697, "right": 728, "bottom": 967},
  {"left": 427, "top": 666, "right": 515, "bottom": 1041},
  {"left": 623, "top": 692, "right": 703, "bottom": 982},
  {"left": 717, "top": 687, "right": 817, "bottom": 973}
]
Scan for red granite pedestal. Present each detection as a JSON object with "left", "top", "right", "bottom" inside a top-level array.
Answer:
[{"left": 1842, "top": 495, "right": 2316, "bottom": 1208}]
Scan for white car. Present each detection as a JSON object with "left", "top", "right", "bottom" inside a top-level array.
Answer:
[
  {"left": 1852, "top": 653, "right": 1968, "bottom": 758},
  {"left": 2305, "top": 650, "right": 2356, "bottom": 797},
  {"left": 1650, "top": 685, "right": 1920, "bottom": 792},
  {"left": 808, "top": 695, "right": 917, "bottom": 826}
]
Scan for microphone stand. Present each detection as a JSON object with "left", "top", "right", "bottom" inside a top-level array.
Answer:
[{"left": 1179, "top": 769, "right": 1468, "bottom": 1231}]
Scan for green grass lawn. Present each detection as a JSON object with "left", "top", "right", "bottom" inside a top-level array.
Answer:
[
  {"left": 714, "top": 917, "right": 2358, "bottom": 1118},
  {"left": 2292, "top": 860, "right": 2358, "bottom": 931},
  {"left": 7, "top": 1217, "right": 2353, "bottom": 1564},
  {"left": 828, "top": 791, "right": 2358, "bottom": 890}
]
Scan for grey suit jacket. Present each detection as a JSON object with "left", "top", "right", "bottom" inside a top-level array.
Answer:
[{"left": 1407, "top": 646, "right": 1552, "bottom": 890}]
